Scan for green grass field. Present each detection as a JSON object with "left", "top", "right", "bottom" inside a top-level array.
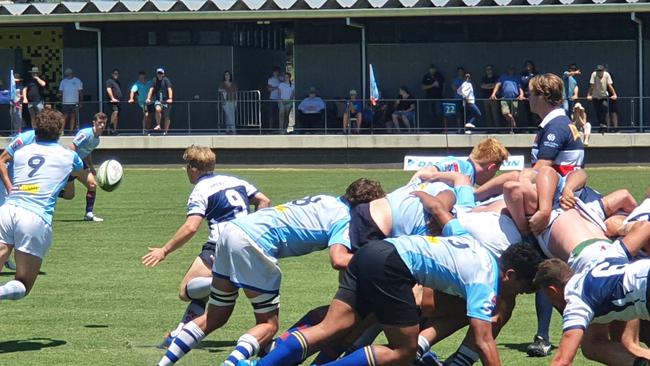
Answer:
[{"left": 1, "top": 166, "right": 649, "bottom": 365}]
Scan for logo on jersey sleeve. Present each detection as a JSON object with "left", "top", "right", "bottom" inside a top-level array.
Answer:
[
  {"left": 10, "top": 138, "right": 24, "bottom": 150},
  {"left": 546, "top": 133, "right": 556, "bottom": 142}
]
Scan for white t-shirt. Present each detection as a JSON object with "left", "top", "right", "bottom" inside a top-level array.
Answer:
[
  {"left": 59, "top": 77, "right": 83, "bottom": 104},
  {"left": 267, "top": 76, "right": 282, "bottom": 100},
  {"left": 589, "top": 71, "right": 613, "bottom": 99},
  {"left": 278, "top": 82, "right": 294, "bottom": 101},
  {"left": 457, "top": 81, "right": 475, "bottom": 104}
]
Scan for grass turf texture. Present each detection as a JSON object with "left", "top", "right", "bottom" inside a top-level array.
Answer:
[{"left": 1, "top": 166, "right": 649, "bottom": 365}]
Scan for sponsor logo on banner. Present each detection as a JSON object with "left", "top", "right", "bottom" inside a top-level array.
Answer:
[{"left": 403, "top": 155, "right": 525, "bottom": 171}]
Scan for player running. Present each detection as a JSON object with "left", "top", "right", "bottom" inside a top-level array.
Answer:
[
  {"left": 0, "top": 109, "right": 83, "bottom": 300},
  {"left": 142, "top": 145, "right": 271, "bottom": 348},
  {"left": 156, "top": 179, "right": 384, "bottom": 366},
  {"left": 59, "top": 112, "right": 107, "bottom": 222}
]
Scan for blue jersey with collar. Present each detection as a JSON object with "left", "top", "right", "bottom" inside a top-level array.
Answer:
[
  {"left": 6, "top": 142, "right": 83, "bottom": 224},
  {"left": 387, "top": 219, "right": 499, "bottom": 322},
  {"left": 72, "top": 127, "right": 100, "bottom": 160},
  {"left": 434, "top": 156, "right": 476, "bottom": 185},
  {"left": 232, "top": 195, "right": 351, "bottom": 259}
]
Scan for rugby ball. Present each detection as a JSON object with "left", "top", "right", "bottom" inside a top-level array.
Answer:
[{"left": 97, "top": 160, "right": 123, "bottom": 192}]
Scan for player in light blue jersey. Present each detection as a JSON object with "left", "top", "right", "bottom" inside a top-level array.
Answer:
[
  {"left": 60, "top": 112, "right": 106, "bottom": 222},
  {"left": 156, "top": 179, "right": 385, "bottom": 366},
  {"left": 535, "top": 258, "right": 650, "bottom": 366},
  {"left": 0, "top": 109, "right": 83, "bottom": 301},
  {"left": 142, "top": 145, "right": 271, "bottom": 349}
]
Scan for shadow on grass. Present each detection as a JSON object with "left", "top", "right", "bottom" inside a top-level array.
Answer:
[
  {"left": 0, "top": 271, "right": 46, "bottom": 277},
  {"left": 197, "top": 340, "right": 237, "bottom": 352},
  {"left": 53, "top": 219, "right": 86, "bottom": 223},
  {"left": 0, "top": 338, "right": 66, "bottom": 354},
  {"left": 84, "top": 325, "right": 109, "bottom": 328}
]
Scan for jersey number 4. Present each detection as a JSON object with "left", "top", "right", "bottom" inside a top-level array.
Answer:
[{"left": 27, "top": 155, "right": 46, "bottom": 177}]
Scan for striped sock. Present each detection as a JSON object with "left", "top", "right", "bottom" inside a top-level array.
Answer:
[
  {"left": 224, "top": 334, "right": 260, "bottom": 366},
  {"left": 158, "top": 321, "right": 205, "bottom": 366},
  {"left": 260, "top": 331, "right": 309, "bottom": 366},
  {"left": 322, "top": 346, "right": 375, "bottom": 366},
  {"left": 170, "top": 300, "right": 205, "bottom": 338},
  {"left": 0, "top": 280, "right": 26, "bottom": 300}
]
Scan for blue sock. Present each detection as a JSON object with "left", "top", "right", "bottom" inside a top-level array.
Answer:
[
  {"left": 535, "top": 291, "right": 553, "bottom": 341},
  {"left": 321, "top": 346, "right": 375, "bottom": 366},
  {"left": 312, "top": 343, "right": 348, "bottom": 364},
  {"left": 260, "top": 331, "right": 308, "bottom": 366}
]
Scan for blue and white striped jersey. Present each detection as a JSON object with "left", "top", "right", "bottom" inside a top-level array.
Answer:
[
  {"left": 6, "top": 142, "right": 83, "bottom": 224},
  {"left": 387, "top": 219, "right": 499, "bottom": 322},
  {"left": 186, "top": 174, "right": 258, "bottom": 243},
  {"left": 231, "top": 195, "right": 351, "bottom": 259},
  {"left": 563, "top": 258, "right": 650, "bottom": 332},
  {"left": 72, "top": 127, "right": 100, "bottom": 160},
  {"left": 434, "top": 156, "right": 477, "bottom": 185}
]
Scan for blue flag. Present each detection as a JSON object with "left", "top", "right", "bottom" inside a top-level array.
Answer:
[
  {"left": 369, "top": 64, "right": 380, "bottom": 106},
  {"left": 10, "top": 70, "right": 16, "bottom": 104}
]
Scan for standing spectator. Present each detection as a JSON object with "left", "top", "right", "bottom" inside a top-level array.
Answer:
[
  {"left": 58, "top": 68, "right": 83, "bottom": 134},
  {"left": 571, "top": 102, "right": 591, "bottom": 146},
  {"left": 562, "top": 63, "right": 580, "bottom": 115},
  {"left": 480, "top": 65, "right": 500, "bottom": 129},
  {"left": 420, "top": 64, "right": 445, "bottom": 128},
  {"left": 297, "top": 87, "right": 325, "bottom": 131},
  {"left": 392, "top": 86, "right": 415, "bottom": 133},
  {"left": 10, "top": 73, "right": 23, "bottom": 134},
  {"left": 458, "top": 73, "right": 480, "bottom": 133},
  {"left": 491, "top": 66, "right": 524, "bottom": 132},
  {"left": 147, "top": 68, "right": 174, "bottom": 135},
  {"left": 587, "top": 64, "right": 617, "bottom": 132},
  {"left": 278, "top": 72, "right": 295, "bottom": 134},
  {"left": 343, "top": 89, "right": 363, "bottom": 134},
  {"left": 519, "top": 60, "right": 541, "bottom": 128},
  {"left": 451, "top": 67, "right": 466, "bottom": 125},
  {"left": 218, "top": 70, "right": 238, "bottom": 134},
  {"left": 607, "top": 68, "right": 620, "bottom": 132},
  {"left": 105, "top": 68, "right": 122, "bottom": 135},
  {"left": 129, "top": 71, "right": 154, "bottom": 133},
  {"left": 22, "top": 66, "right": 46, "bottom": 128},
  {"left": 267, "top": 66, "right": 283, "bottom": 130}
]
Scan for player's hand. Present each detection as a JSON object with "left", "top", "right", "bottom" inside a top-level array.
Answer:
[
  {"left": 489, "top": 94, "right": 497, "bottom": 100},
  {"left": 560, "top": 189, "right": 576, "bottom": 210},
  {"left": 529, "top": 210, "right": 551, "bottom": 236},
  {"left": 142, "top": 247, "right": 166, "bottom": 267},
  {"left": 128, "top": 99, "right": 135, "bottom": 104},
  {"left": 111, "top": 98, "right": 119, "bottom": 103},
  {"left": 610, "top": 95, "right": 618, "bottom": 101},
  {"left": 166, "top": 99, "right": 173, "bottom": 104}
]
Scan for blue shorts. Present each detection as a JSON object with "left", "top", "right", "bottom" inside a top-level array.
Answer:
[{"left": 393, "top": 110, "right": 414, "bottom": 122}]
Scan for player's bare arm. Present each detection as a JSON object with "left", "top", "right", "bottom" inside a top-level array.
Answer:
[
  {"left": 474, "top": 171, "right": 520, "bottom": 201},
  {"left": 409, "top": 166, "right": 439, "bottom": 183},
  {"left": 142, "top": 215, "right": 203, "bottom": 267},
  {"left": 328, "top": 244, "right": 352, "bottom": 270},
  {"left": 0, "top": 151, "right": 13, "bottom": 192},
  {"left": 250, "top": 192, "right": 271, "bottom": 210},
  {"left": 559, "top": 169, "right": 588, "bottom": 210},
  {"left": 551, "top": 328, "right": 584, "bottom": 366},
  {"left": 529, "top": 166, "right": 561, "bottom": 235},
  {"left": 471, "top": 318, "right": 502, "bottom": 366}
]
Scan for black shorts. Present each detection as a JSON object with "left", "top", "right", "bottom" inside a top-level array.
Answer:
[
  {"left": 66, "top": 163, "right": 90, "bottom": 182},
  {"left": 61, "top": 104, "right": 77, "bottom": 115},
  {"left": 199, "top": 242, "right": 216, "bottom": 268},
  {"left": 350, "top": 203, "right": 386, "bottom": 252},
  {"left": 335, "top": 240, "right": 418, "bottom": 326},
  {"left": 109, "top": 102, "right": 120, "bottom": 112},
  {"left": 609, "top": 98, "right": 618, "bottom": 113}
]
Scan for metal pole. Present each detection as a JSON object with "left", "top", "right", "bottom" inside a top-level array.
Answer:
[
  {"left": 346, "top": 18, "right": 367, "bottom": 101},
  {"left": 75, "top": 22, "right": 103, "bottom": 112},
  {"left": 632, "top": 12, "right": 644, "bottom": 130}
]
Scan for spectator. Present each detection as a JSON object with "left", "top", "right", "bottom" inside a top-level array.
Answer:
[
  {"left": 58, "top": 68, "right": 83, "bottom": 133},
  {"left": 451, "top": 67, "right": 466, "bottom": 125},
  {"left": 218, "top": 70, "right": 238, "bottom": 134},
  {"left": 572, "top": 102, "right": 591, "bottom": 146},
  {"left": 520, "top": 60, "right": 541, "bottom": 128},
  {"left": 392, "top": 86, "right": 415, "bottom": 133},
  {"left": 480, "top": 65, "right": 500, "bottom": 129},
  {"left": 420, "top": 64, "right": 445, "bottom": 127},
  {"left": 147, "top": 68, "right": 173, "bottom": 135},
  {"left": 278, "top": 72, "right": 295, "bottom": 134},
  {"left": 297, "top": 87, "right": 325, "bottom": 131},
  {"left": 128, "top": 71, "right": 154, "bottom": 134},
  {"left": 562, "top": 63, "right": 580, "bottom": 115},
  {"left": 343, "top": 89, "right": 363, "bottom": 134},
  {"left": 458, "top": 73, "right": 480, "bottom": 133},
  {"left": 10, "top": 73, "right": 24, "bottom": 134},
  {"left": 22, "top": 66, "right": 46, "bottom": 128},
  {"left": 267, "top": 66, "right": 283, "bottom": 130},
  {"left": 491, "top": 65, "right": 524, "bottom": 132},
  {"left": 587, "top": 64, "right": 617, "bottom": 132},
  {"left": 105, "top": 68, "right": 122, "bottom": 135}
]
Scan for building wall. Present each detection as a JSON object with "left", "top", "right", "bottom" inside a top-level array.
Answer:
[{"left": 294, "top": 44, "right": 360, "bottom": 99}]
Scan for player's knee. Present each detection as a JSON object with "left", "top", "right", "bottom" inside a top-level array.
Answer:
[{"left": 178, "top": 288, "right": 191, "bottom": 302}]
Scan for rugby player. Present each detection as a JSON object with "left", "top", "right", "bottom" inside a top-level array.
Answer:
[
  {"left": 0, "top": 109, "right": 83, "bottom": 300},
  {"left": 142, "top": 145, "right": 271, "bottom": 348}
]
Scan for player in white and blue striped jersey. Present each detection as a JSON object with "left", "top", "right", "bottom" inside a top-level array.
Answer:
[
  {"left": 0, "top": 109, "right": 83, "bottom": 301},
  {"left": 142, "top": 145, "right": 271, "bottom": 350},
  {"left": 535, "top": 257, "right": 650, "bottom": 366},
  {"left": 59, "top": 112, "right": 106, "bottom": 222},
  {"left": 156, "top": 179, "right": 384, "bottom": 366}
]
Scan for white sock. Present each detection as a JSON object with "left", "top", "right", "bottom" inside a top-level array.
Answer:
[
  {"left": 0, "top": 280, "right": 26, "bottom": 300},
  {"left": 417, "top": 335, "right": 431, "bottom": 359},
  {"left": 224, "top": 334, "right": 260, "bottom": 366},
  {"left": 158, "top": 321, "right": 205, "bottom": 366},
  {"left": 186, "top": 277, "right": 211, "bottom": 300}
]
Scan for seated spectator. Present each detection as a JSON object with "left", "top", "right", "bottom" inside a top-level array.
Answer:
[
  {"left": 490, "top": 65, "right": 524, "bottom": 132},
  {"left": 343, "top": 89, "right": 363, "bottom": 134},
  {"left": 297, "top": 87, "right": 326, "bottom": 131},
  {"left": 392, "top": 86, "right": 415, "bottom": 133},
  {"left": 458, "top": 72, "right": 480, "bottom": 133},
  {"left": 572, "top": 102, "right": 591, "bottom": 146}
]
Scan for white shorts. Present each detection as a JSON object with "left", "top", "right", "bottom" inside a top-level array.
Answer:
[
  {"left": 0, "top": 204, "right": 52, "bottom": 259},
  {"left": 212, "top": 223, "right": 282, "bottom": 294},
  {"left": 535, "top": 208, "right": 564, "bottom": 259},
  {"left": 567, "top": 239, "right": 630, "bottom": 273},
  {"left": 457, "top": 211, "right": 521, "bottom": 258}
]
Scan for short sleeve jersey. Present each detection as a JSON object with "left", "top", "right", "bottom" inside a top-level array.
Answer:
[
  {"left": 386, "top": 179, "right": 453, "bottom": 237},
  {"left": 434, "top": 156, "right": 477, "bottom": 185},
  {"left": 625, "top": 198, "right": 650, "bottom": 224},
  {"left": 562, "top": 258, "right": 650, "bottom": 332},
  {"left": 231, "top": 195, "right": 351, "bottom": 259},
  {"left": 186, "top": 174, "right": 259, "bottom": 243},
  {"left": 72, "top": 127, "right": 100, "bottom": 160},
  {"left": 6, "top": 142, "right": 83, "bottom": 224},
  {"left": 387, "top": 220, "right": 499, "bottom": 322},
  {"left": 531, "top": 109, "right": 584, "bottom": 176}
]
